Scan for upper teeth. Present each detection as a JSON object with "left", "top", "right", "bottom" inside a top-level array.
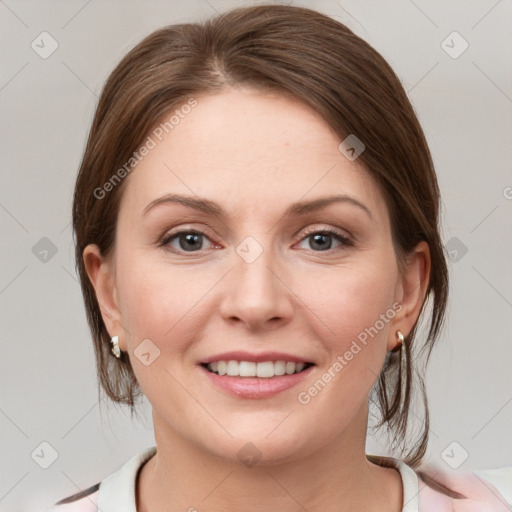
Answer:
[{"left": 207, "top": 360, "right": 306, "bottom": 378}]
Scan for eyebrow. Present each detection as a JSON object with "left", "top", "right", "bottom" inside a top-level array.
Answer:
[{"left": 142, "top": 193, "right": 373, "bottom": 219}]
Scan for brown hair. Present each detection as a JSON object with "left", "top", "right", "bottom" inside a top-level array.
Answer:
[{"left": 72, "top": 4, "right": 448, "bottom": 467}]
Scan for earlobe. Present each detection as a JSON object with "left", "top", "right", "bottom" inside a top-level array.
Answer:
[
  {"left": 82, "top": 244, "right": 123, "bottom": 345},
  {"left": 389, "top": 241, "right": 431, "bottom": 351}
]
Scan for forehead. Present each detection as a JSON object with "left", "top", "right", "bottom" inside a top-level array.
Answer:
[{"left": 118, "top": 88, "right": 386, "bottom": 222}]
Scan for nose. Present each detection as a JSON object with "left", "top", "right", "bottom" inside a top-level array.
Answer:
[{"left": 218, "top": 239, "right": 293, "bottom": 331}]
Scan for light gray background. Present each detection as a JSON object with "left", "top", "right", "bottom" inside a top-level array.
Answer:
[{"left": 1, "top": 1, "right": 511, "bottom": 511}]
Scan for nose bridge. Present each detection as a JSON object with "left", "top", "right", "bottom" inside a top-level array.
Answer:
[
  {"left": 220, "top": 233, "right": 292, "bottom": 327},
  {"left": 235, "top": 233, "right": 279, "bottom": 298}
]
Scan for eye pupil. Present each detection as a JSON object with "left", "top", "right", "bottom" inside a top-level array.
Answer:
[
  {"left": 180, "top": 233, "right": 202, "bottom": 251},
  {"left": 310, "top": 233, "right": 331, "bottom": 251}
]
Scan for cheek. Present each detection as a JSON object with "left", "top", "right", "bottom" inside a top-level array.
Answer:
[
  {"left": 301, "top": 255, "right": 398, "bottom": 396},
  {"left": 115, "top": 252, "right": 216, "bottom": 353},
  {"left": 293, "top": 264, "right": 398, "bottom": 422},
  {"left": 114, "top": 255, "right": 210, "bottom": 405},
  {"left": 311, "top": 258, "right": 397, "bottom": 339}
]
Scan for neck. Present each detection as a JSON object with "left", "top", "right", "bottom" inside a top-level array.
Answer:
[{"left": 137, "top": 404, "right": 403, "bottom": 512}]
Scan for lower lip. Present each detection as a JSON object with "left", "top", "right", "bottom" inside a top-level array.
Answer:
[{"left": 199, "top": 364, "right": 314, "bottom": 399}]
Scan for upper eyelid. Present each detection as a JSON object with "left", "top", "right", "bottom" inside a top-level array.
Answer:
[
  {"left": 300, "top": 225, "right": 351, "bottom": 239},
  {"left": 162, "top": 223, "right": 350, "bottom": 238}
]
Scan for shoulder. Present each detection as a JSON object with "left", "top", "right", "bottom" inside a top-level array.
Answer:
[
  {"left": 416, "top": 463, "right": 512, "bottom": 511},
  {"left": 369, "top": 454, "right": 511, "bottom": 511},
  {"left": 49, "top": 446, "right": 157, "bottom": 512}
]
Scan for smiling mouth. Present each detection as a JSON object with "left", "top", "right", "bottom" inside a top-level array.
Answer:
[{"left": 201, "top": 360, "right": 314, "bottom": 378}]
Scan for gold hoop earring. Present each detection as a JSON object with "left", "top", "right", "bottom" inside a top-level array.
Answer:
[{"left": 110, "top": 335, "right": 121, "bottom": 359}]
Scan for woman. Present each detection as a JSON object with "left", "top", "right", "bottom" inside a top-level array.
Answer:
[{"left": 53, "top": 4, "right": 510, "bottom": 511}]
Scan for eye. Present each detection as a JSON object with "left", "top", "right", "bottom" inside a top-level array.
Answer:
[
  {"left": 160, "top": 230, "right": 215, "bottom": 252},
  {"left": 159, "top": 227, "right": 353, "bottom": 255},
  {"left": 296, "top": 228, "right": 353, "bottom": 252}
]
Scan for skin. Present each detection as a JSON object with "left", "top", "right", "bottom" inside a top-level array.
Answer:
[{"left": 84, "top": 87, "right": 430, "bottom": 511}]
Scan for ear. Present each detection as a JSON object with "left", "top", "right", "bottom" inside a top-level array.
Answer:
[
  {"left": 388, "top": 240, "right": 431, "bottom": 351},
  {"left": 83, "top": 244, "right": 126, "bottom": 352}
]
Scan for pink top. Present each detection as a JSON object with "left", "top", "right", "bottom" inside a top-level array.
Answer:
[{"left": 48, "top": 446, "right": 511, "bottom": 511}]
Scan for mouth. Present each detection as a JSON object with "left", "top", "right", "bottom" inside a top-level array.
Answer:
[
  {"left": 201, "top": 360, "right": 315, "bottom": 378},
  {"left": 198, "top": 351, "right": 316, "bottom": 398}
]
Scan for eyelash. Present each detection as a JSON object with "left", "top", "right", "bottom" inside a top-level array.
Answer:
[{"left": 158, "top": 226, "right": 354, "bottom": 255}]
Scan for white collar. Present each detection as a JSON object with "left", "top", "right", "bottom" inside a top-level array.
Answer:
[
  {"left": 367, "top": 454, "right": 420, "bottom": 511},
  {"left": 98, "top": 445, "right": 156, "bottom": 511}
]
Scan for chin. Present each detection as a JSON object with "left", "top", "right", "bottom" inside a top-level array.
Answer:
[{"left": 203, "top": 421, "right": 316, "bottom": 467}]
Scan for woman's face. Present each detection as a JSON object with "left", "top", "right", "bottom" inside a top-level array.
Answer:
[{"left": 85, "top": 87, "right": 427, "bottom": 465}]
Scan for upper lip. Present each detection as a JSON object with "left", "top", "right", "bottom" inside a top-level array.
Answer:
[{"left": 199, "top": 351, "right": 314, "bottom": 364}]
